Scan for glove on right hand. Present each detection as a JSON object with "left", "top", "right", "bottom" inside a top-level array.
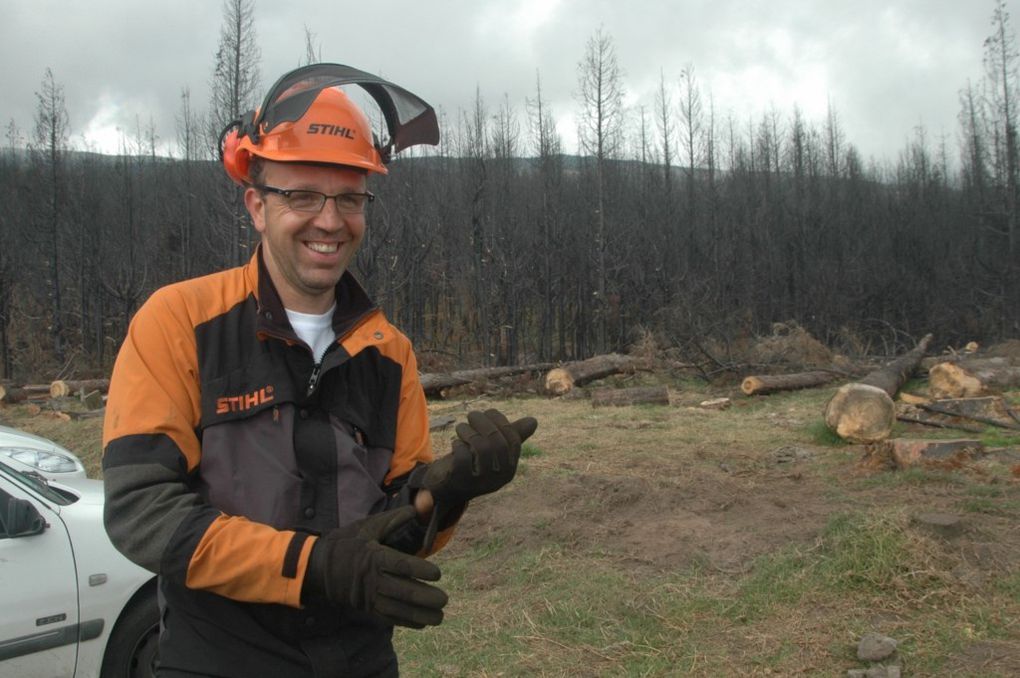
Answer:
[{"left": 304, "top": 506, "right": 448, "bottom": 628}]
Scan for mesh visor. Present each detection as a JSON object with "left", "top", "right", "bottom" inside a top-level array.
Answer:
[{"left": 252, "top": 63, "right": 439, "bottom": 154}]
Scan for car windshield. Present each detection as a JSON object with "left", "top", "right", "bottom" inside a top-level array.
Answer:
[{"left": 0, "top": 461, "right": 74, "bottom": 506}]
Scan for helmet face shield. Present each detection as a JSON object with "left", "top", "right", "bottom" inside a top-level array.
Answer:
[{"left": 220, "top": 63, "right": 440, "bottom": 184}]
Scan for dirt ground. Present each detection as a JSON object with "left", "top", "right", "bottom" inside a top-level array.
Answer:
[
  {"left": 5, "top": 368, "right": 1020, "bottom": 675},
  {"left": 424, "top": 376, "right": 1020, "bottom": 676}
]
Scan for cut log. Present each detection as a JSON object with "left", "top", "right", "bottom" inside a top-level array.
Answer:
[
  {"left": 878, "top": 438, "right": 984, "bottom": 470},
  {"left": 590, "top": 386, "right": 669, "bottom": 407},
  {"left": 919, "top": 396, "right": 1020, "bottom": 430},
  {"left": 826, "top": 384, "right": 897, "bottom": 442},
  {"left": 860, "top": 334, "right": 934, "bottom": 396},
  {"left": 420, "top": 363, "right": 555, "bottom": 397},
  {"left": 824, "top": 334, "right": 933, "bottom": 442},
  {"left": 928, "top": 361, "right": 1020, "bottom": 399},
  {"left": 895, "top": 402, "right": 986, "bottom": 433},
  {"left": 0, "top": 386, "right": 52, "bottom": 404},
  {"left": 0, "top": 385, "right": 28, "bottom": 404},
  {"left": 50, "top": 378, "right": 111, "bottom": 399},
  {"left": 544, "top": 354, "right": 638, "bottom": 395},
  {"left": 741, "top": 371, "right": 837, "bottom": 396}
]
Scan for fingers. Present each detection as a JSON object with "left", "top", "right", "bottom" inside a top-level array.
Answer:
[
  {"left": 380, "top": 548, "right": 443, "bottom": 582},
  {"left": 374, "top": 588, "right": 447, "bottom": 628},
  {"left": 374, "top": 555, "right": 448, "bottom": 628},
  {"left": 363, "top": 505, "right": 419, "bottom": 542},
  {"left": 510, "top": 416, "right": 538, "bottom": 442},
  {"left": 377, "top": 573, "right": 448, "bottom": 609}
]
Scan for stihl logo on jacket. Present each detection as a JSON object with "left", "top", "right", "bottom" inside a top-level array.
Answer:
[{"left": 216, "top": 386, "right": 275, "bottom": 414}]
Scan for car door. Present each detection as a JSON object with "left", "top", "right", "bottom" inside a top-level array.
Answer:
[{"left": 0, "top": 474, "right": 79, "bottom": 678}]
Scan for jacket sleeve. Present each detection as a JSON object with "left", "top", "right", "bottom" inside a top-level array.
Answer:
[{"left": 102, "top": 288, "right": 315, "bottom": 608}]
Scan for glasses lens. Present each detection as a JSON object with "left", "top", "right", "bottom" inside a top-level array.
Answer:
[
  {"left": 335, "top": 194, "right": 369, "bottom": 214},
  {"left": 286, "top": 191, "right": 325, "bottom": 212}
]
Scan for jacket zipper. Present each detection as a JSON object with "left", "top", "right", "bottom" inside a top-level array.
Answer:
[{"left": 307, "top": 362, "right": 322, "bottom": 397}]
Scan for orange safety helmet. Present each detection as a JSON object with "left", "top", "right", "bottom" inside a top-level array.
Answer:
[{"left": 219, "top": 63, "right": 440, "bottom": 185}]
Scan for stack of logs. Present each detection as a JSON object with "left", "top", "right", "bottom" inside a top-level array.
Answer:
[
  {"left": 0, "top": 379, "right": 110, "bottom": 410},
  {"left": 742, "top": 336, "right": 1020, "bottom": 468}
]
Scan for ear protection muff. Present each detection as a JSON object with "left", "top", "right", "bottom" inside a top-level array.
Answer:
[{"left": 218, "top": 115, "right": 254, "bottom": 184}]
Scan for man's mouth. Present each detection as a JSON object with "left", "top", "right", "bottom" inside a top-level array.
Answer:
[{"left": 305, "top": 241, "right": 340, "bottom": 254}]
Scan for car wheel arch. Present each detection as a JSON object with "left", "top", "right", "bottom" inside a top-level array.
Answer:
[{"left": 99, "top": 577, "right": 159, "bottom": 678}]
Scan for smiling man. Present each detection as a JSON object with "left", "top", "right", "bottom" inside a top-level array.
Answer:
[{"left": 101, "top": 64, "right": 537, "bottom": 678}]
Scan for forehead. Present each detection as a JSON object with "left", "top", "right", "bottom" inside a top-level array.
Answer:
[{"left": 262, "top": 160, "right": 367, "bottom": 189}]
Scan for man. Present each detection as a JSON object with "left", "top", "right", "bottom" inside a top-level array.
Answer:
[{"left": 102, "top": 64, "right": 537, "bottom": 677}]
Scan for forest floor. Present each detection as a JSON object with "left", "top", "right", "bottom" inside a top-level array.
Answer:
[{"left": 5, "top": 370, "right": 1020, "bottom": 676}]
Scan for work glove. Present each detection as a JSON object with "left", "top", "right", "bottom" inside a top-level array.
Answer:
[
  {"left": 419, "top": 409, "right": 538, "bottom": 549},
  {"left": 303, "top": 505, "right": 448, "bottom": 628}
]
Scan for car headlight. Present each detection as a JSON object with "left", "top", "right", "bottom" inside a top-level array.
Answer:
[{"left": 1, "top": 447, "right": 85, "bottom": 474}]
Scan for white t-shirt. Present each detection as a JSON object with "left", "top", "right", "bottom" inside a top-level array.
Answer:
[{"left": 286, "top": 305, "right": 337, "bottom": 364}]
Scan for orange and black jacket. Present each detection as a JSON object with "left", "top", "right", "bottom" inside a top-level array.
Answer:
[{"left": 102, "top": 247, "right": 453, "bottom": 676}]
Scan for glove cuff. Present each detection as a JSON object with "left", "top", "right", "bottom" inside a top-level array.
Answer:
[{"left": 301, "top": 536, "right": 327, "bottom": 605}]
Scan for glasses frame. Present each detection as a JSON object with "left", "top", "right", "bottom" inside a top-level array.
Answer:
[{"left": 252, "top": 184, "right": 376, "bottom": 214}]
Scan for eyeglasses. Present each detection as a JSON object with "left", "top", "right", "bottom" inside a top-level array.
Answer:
[{"left": 253, "top": 184, "right": 375, "bottom": 214}]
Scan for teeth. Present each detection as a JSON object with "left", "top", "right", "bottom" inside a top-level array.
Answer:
[{"left": 306, "top": 242, "right": 339, "bottom": 253}]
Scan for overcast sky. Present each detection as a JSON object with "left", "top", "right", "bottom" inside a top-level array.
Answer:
[{"left": 2, "top": 0, "right": 1017, "bottom": 168}]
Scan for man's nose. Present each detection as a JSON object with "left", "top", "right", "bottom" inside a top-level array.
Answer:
[{"left": 313, "top": 198, "right": 348, "bottom": 229}]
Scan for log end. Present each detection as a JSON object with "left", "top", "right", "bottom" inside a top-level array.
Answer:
[
  {"left": 929, "top": 362, "right": 985, "bottom": 399},
  {"left": 740, "top": 376, "right": 763, "bottom": 396},
  {"left": 544, "top": 368, "right": 574, "bottom": 396},
  {"left": 50, "top": 380, "right": 70, "bottom": 399},
  {"left": 824, "top": 383, "right": 896, "bottom": 443}
]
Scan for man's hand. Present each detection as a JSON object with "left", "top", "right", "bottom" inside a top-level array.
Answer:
[
  {"left": 304, "top": 506, "right": 448, "bottom": 628},
  {"left": 423, "top": 409, "right": 538, "bottom": 506}
]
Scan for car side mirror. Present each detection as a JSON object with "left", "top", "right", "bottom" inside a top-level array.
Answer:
[{"left": 3, "top": 498, "right": 46, "bottom": 537}]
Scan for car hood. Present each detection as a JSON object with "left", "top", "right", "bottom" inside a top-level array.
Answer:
[{"left": 49, "top": 475, "right": 106, "bottom": 506}]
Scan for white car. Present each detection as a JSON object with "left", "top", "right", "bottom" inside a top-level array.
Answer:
[
  {"left": 0, "top": 453, "right": 158, "bottom": 677},
  {"left": 0, "top": 424, "right": 87, "bottom": 480}
]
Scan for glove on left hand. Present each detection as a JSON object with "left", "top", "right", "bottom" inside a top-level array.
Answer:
[{"left": 423, "top": 408, "right": 538, "bottom": 506}]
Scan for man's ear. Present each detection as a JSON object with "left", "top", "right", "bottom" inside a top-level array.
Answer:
[{"left": 244, "top": 187, "right": 267, "bottom": 234}]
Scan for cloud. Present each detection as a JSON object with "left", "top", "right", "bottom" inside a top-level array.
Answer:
[{"left": 1, "top": 0, "right": 1015, "bottom": 164}]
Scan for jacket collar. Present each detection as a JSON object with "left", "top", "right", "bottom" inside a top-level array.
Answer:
[{"left": 247, "top": 244, "right": 378, "bottom": 342}]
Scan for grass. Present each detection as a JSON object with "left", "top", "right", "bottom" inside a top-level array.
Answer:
[
  {"left": 398, "top": 506, "right": 1020, "bottom": 676},
  {"left": 6, "top": 381, "right": 1020, "bottom": 676}
]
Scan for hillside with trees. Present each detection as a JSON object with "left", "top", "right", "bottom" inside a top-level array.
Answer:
[{"left": 2, "top": 1, "right": 1019, "bottom": 381}]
